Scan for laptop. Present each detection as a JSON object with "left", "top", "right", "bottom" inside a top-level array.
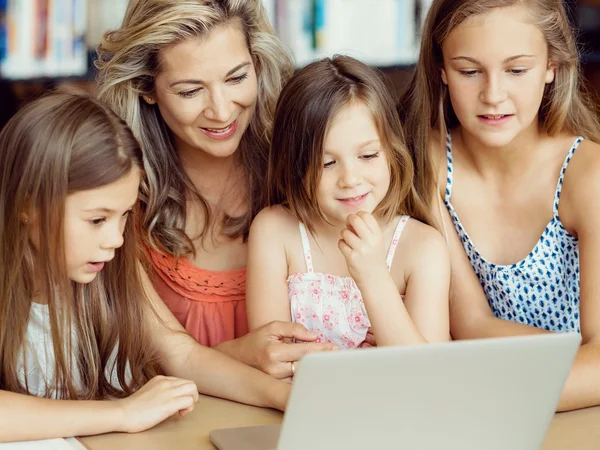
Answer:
[{"left": 210, "top": 333, "right": 580, "bottom": 450}]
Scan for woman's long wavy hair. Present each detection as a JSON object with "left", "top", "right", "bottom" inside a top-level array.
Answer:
[
  {"left": 399, "top": 0, "right": 600, "bottom": 211},
  {"left": 0, "top": 92, "right": 160, "bottom": 400},
  {"left": 96, "top": 0, "right": 294, "bottom": 257}
]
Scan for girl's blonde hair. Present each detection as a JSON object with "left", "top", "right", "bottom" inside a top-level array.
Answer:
[
  {"left": 399, "top": 0, "right": 600, "bottom": 209},
  {"left": 96, "top": 0, "right": 294, "bottom": 256},
  {"left": 0, "top": 92, "right": 159, "bottom": 399},
  {"left": 269, "top": 55, "right": 432, "bottom": 233}
]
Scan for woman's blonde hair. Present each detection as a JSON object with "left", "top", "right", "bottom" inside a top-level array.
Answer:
[
  {"left": 96, "top": 0, "right": 294, "bottom": 256},
  {"left": 269, "top": 55, "right": 433, "bottom": 233},
  {"left": 0, "top": 92, "right": 159, "bottom": 400},
  {"left": 399, "top": 0, "right": 600, "bottom": 210}
]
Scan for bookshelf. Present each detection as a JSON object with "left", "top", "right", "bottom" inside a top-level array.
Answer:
[
  {"left": 0, "top": 0, "right": 427, "bottom": 82},
  {"left": 0, "top": 0, "right": 88, "bottom": 80},
  {"left": 0, "top": 0, "right": 598, "bottom": 126}
]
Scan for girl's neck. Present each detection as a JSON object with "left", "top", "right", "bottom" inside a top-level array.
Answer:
[
  {"left": 311, "top": 213, "right": 390, "bottom": 241},
  {"left": 457, "top": 120, "right": 548, "bottom": 180}
]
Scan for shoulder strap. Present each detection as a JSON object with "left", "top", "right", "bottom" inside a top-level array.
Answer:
[
  {"left": 444, "top": 133, "right": 454, "bottom": 205},
  {"left": 553, "top": 137, "right": 584, "bottom": 217},
  {"left": 386, "top": 216, "right": 410, "bottom": 270},
  {"left": 298, "top": 222, "right": 314, "bottom": 273}
]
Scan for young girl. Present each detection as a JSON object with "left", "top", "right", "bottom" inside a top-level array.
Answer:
[
  {"left": 399, "top": 0, "right": 600, "bottom": 411},
  {"left": 0, "top": 92, "right": 289, "bottom": 442},
  {"left": 246, "top": 56, "right": 450, "bottom": 355}
]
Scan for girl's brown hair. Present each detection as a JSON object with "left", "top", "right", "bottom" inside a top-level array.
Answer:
[
  {"left": 96, "top": 0, "right": 294, "bottom": 255},
  {"left": 399, "top": 0, "right": 600, "bottom": 210},
  {"left": 269, "top": 55, "right": 432, "bottom": 234},
  {"left": 0, "top": 92, "right": 159, "bottom": 400}
]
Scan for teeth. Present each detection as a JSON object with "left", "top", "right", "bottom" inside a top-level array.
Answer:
[
  {"left": 345, "top": 195, "right": 364, "bottom": 201},
  {"left": 205, "top": 123, "right": 233, "bottom": 133},
  {"left": 484, "top": 115, "right": 505, "bottom": 119}
]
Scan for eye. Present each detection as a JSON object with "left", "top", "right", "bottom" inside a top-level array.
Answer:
[
  {"left": 459, "top": 69, "right": 479, "bottom": 77},
  {"left": 89, "top": 218, "right": 106, "bottom": 226},
  {"left": 508, "top": 68, "right": 528, "bottom": 76},
  {"left": 178, "top": 88, "right": 202, "bottom": 98},
  {"left": 229, "top": 73, "right": 249, "bottom": 84},
  {"left": 360, "top": 152, "right": 379, "bottom": 161},
  {"left": 323, "top": 160, "right": 335, "bottom": 169}
]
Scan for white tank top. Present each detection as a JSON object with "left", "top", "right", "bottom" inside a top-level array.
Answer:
[{"left": 17, "top": 302, "right": 130, "bottom": 398}]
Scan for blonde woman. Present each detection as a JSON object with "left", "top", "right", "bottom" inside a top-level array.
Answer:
[
  {"left": 400, "top": 0, "right": 600, "bottom": 411},
  {"left": 96, "top": 0, "right": 337, "bottom": 380}
]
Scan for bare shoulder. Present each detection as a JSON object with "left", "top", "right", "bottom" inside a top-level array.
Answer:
[
  {"left": 557, "top": 137, "right": 600, "bottom": 231},
  {"left": 563, "top": 138, "right": 600, "bottom": 183},
  {"left": 394, "top": 217, "right": 449, "bottom": 273},
  {"left": 250, "top": 205, "right": 299, "bottom": 242},
  {"left": 561, "top": 138, "right": 600, "bottom": 201}
]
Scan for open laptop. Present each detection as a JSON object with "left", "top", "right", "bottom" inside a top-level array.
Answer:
[{"left": 210, "top": 333, "right": 580, "bottom": 450}]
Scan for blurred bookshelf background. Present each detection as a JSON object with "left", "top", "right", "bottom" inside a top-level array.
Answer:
[{"left": 1, "top": 0, "right": 599, "bottom": 129}]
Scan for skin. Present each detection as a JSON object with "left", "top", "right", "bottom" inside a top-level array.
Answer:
[
  {"left": 1, "top": 168, "right": 292, "bottom": 442},
  {"left": 246, "top": 101, "right": 450, "bottom": 353},
  {"left": 432, "top": 4, "right": 600, "bottom": 411},
  {"left": 142, "top": 21, "right": 335, "bottom": 379}
]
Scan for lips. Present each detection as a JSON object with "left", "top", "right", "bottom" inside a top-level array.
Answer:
[
  {"left": 477, "top": 114, "right": 513, "bottom": 125},
  {"left": 337, "top": 193, "right": 368, "bottom": 207},
  {"left": 86, "top": 262, "right": 106, "bottom": 272},
  {"left": 200, "top": 119, "right": 238, "bottom": 140}
]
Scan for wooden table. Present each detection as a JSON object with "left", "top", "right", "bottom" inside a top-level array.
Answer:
[{"left": 80, "top": 395, "right": 600, "bottom": 450}]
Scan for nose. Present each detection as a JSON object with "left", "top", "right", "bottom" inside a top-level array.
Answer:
[
  {"left": 480, "top": 73, "right": 507, "bottom": 105},
  {"left": 101, "top": 223, "right": 125, "bottom": 250},
  {"left": 203, "top": 87, "right": 232, "bottom": 123},
  {"left": 338, "top": 161, "right": 360, "bottom": 188}
]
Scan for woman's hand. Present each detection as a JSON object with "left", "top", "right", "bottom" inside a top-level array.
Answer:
[{"left": 222, "top": 321, "right": 339, "bottom": 379}]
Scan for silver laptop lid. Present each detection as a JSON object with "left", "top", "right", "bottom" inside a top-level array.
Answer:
[{"left": 278, "top": 333, "right": 580, "bottom": 450}]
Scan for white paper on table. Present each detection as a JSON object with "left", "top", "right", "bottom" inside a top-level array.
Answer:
[{"left": 0, "top": 437, "right": 86, "bottom": 449}]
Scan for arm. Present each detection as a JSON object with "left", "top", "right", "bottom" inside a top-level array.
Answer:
[
  {"left": 142, "top": 267, "right": 290, "bottom": 411},
  {"left": 401, "top": 224, "right": 451, "bottom": 343},
  {"left": 555, "top": 143, "right": 600, "bottom": 411},
  {"left": 246, "top": 207, "right": 293, "bottom": 330},
  {"left": 0, "top": 377, "right": 198, "bottom": 442},
  {"left": 0, "top": 390, "right": 121, "bottom": 442},
  {"left": 340, "top": 212, "right": 441, "bottom": 346},
  {"left": 212, "top": 208, "right": 338, "bottom": 379}
]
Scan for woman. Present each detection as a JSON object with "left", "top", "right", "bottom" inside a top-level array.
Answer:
[{"left": 96, "top": 0, "right": 337, "bottom": 380}]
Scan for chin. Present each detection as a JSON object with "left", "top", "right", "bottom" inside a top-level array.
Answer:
[
  {"left": 69, "top": 272, "right": 98, "bottom": 284},
  {"left": 201, "top": 139, "right": 243, "bottom": 159}
]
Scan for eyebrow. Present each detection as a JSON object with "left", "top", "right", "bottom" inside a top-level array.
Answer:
[
  {"left": 168, "top": 62, "right": 252, "bottom": 88},
  {"left": 450, "top": 54, "right": 535, "bottom": 64},
  {"left": 324, "top": 139, "right": 381, "bottom": 154},
  {"left": 83, "top": 206, "right": 134, "bottom": 214}
]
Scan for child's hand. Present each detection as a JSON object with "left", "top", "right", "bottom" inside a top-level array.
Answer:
[
  {"left": 115, "top": 375, "right": 199, "bottom": 433},
  {"left": 338, "top": 211, "right": 388, "bottom": 286}
]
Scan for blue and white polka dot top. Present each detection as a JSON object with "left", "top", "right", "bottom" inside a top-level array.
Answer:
[{"left": 444, "top": 134, "right": 584, "bottom": 333}]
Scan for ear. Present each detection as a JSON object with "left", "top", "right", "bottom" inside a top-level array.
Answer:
[
  {"left": 441, "top": 68, "right": 448, "bottom": 85},
  {"left": 142, "top": 94, "right": 157, "bottom": 105},
  {"left": 545, "top": 61, "right": 557, "bottom": 84},
  {"left": 20, "top": 212, "right": 29, "bottom": 224}
]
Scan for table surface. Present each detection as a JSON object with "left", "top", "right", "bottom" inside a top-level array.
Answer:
[{"left": 79, "top": 394, "right": 600, "bottom": 450}]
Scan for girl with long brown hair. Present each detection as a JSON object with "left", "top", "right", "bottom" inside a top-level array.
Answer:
[
  {"left": 246, "top": 56, "right": 450, "bottom": 355},
  {"left": 0, "top": 92, "right": 289, "bottom": 442},
  {"left": 399, "top": 0, "right": 600, "bottom": 410}
]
